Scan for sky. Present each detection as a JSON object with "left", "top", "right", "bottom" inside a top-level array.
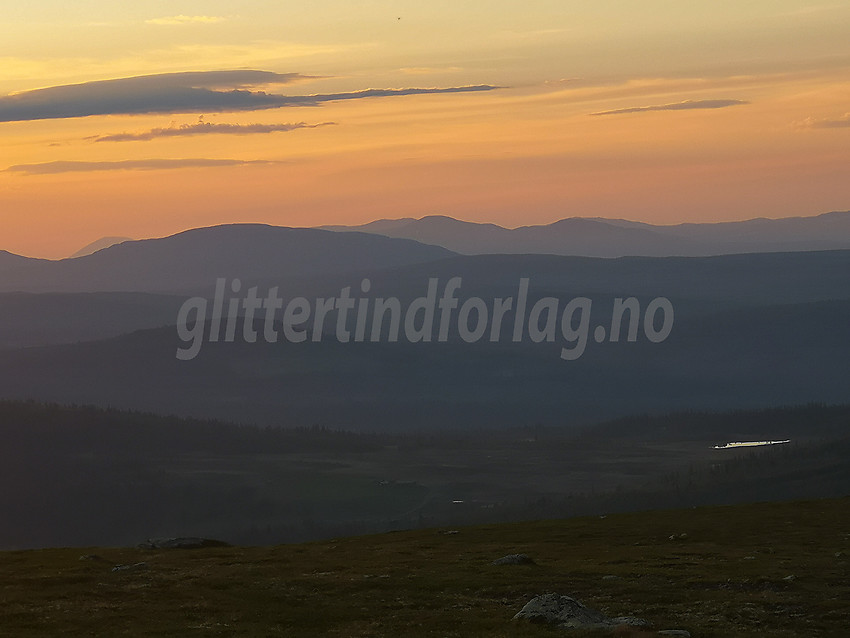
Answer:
[{"left": 2, "top": 1, "right": 850, "bottom": 258}]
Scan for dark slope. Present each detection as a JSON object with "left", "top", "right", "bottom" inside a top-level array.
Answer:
[
  {"left": 0, "top": 224, "right": 455, "bottom": 294},
  {"left": 1, "top": 248, "right": 846, "bottom": 428},
  {"left": 0, "top": 291, "right": 187, "bottom": 349},
  {"left": 0, "top": 296, "right": 846, "bottom": 429}
]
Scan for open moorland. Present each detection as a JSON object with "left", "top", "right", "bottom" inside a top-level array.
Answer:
[{"left": 1, "top": 497, "right": 848, "bottom": 637}]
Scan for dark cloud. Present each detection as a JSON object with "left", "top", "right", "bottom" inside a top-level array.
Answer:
[
  {"left": 4, "top": 158, "right": 279, "bottom": 175},
  {"left": 802, "top": 113, "right": 850, "bottom": 128},
  {"left": 295, "top": 85, "right": 500, "bottom": 104},
  {"left": 92, "top": 120, "right": 336, "bottom": 142},
  {"left": 0, "top": 71, "right": 308, "bottom": 123},
  {"left": 0, "top": 70, "right": 502, "bottom": 123},
  {"left": 589, "top": 99, "right": 749, "bottom": 116}
]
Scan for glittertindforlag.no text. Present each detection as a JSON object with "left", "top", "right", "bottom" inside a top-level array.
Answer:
[{"left": 175, "top": 277, "right": 674, "bottom": 361}]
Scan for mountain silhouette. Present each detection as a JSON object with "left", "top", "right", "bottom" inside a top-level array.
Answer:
[
  {"left": 0, "top": 250, "right": 46, "bottom": 270},
  {"left": 321, "top": 211, "right": 850, "bottom": 257},
  {"left": 69, "top": 236, "right": 133, "bottom": 259},
  {"left": 0, "top": 224, "right": 455, "bottom": 294}
]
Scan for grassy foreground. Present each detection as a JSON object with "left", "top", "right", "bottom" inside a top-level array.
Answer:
[{"left": 1, "top": 498, "right": 848, "bottom": 637}]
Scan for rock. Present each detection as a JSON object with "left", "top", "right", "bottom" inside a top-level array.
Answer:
[
  {"left": 111, "top": 562, "right": 148, "bottom": 573},
  {"left": 512, "top": 593, "right": 646, "bottom": 629},
  {"left": 513, "top": 593, "right": 608, "bottom": 628},
  {"left": 136, "top": 537, "right": 231, "bottom": 550},
  {"left": 78, "top": 554, "right": 106, "bottom": 562},
  {"left": 439, "top": 530, "right": 460, "bottom": 535},
  {"left": 658, "top": 631, "right": 691, "bottom": 637},
  {"left": 611, "top": 616, "right": 650, "bottom": 627},
  {"left": 602, "top": 574, "right": 619, "bottom": 580},
  {"left": 492, "top": 554, "right": 535, "bottom": 565}
]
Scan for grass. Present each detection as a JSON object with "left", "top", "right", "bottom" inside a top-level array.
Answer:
[{"left": 1, "top": 497, "right": 848, "bottom": 636}]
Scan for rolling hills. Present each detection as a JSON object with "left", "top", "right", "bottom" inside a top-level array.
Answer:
[
  {"left": 1, "top": 246, "right": 847, "bottom": 427},
  {"left": 0, "top": 224, "right": 455, "bottom": 294},
  {"left": 321, "top": 210, "right": 850, "bottom": 257}
]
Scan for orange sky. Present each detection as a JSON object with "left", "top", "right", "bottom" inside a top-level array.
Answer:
[{"left": 2, "top": 2, "right": 850, "bottom": 258}]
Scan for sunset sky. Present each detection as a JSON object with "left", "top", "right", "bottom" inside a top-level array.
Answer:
[{"left": 2, "top": 1, "right": 850, "bottom": 258}]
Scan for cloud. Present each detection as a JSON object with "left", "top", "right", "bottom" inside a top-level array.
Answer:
[
  {"left": 543, "top": 78, "right": 585, "bottom": 87},
  {"left": 92, "top": 120, "right": 336, "bottom": 142},
  {"left": 800, "top": 112, "right": 850, "bottom": 128},
  {"left": 146, "top": 15, "right": 227, "bottom": 25},
  {"left": 0, "top": 70, "right": 501, "bottom": 123},
  {"left": 0, "top": 71, "right": 307, "bottom": 122},
  {"left": 589, "top": 99, "right": 749, "bottom": 116},
  {"left": 292, "top": 85, "right": 500, "bottom": 104},
  {"left": 4, "top": 158, "right": 279, "bottom": 175}
]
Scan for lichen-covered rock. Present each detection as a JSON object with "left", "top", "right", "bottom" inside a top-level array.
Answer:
[
  {"left": 513, "top": 593, "right": 648, "bottom": 629},
  {"left": 513, "top": 593, "right": 608, "bottom": 628}
]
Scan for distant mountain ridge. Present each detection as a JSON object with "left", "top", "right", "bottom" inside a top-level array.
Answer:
[
  {"left": 0, "top": 250, "right": 46, "bottom": 266},
  {"left": 69, "top": 236, "right": 133, "bottom": 259},
  {"left": 0, "top": 224, "right": 455, "bottom": 294},
  {"left": 320, "top": 210, "right": 850, "bottom": 257},
  {"left": 3, "top": 211, "right": 850, "bottom": 290}
]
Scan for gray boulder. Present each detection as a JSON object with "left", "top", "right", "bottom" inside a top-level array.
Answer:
[
  {"left": 513, "top": 593, "right": 647, "bottom": 629},
  {"left": 111, "top": 562, "right": 149, "bottom": 573},
  {"left": 492, "top": 554, "right": 535, "bottom": 565}
]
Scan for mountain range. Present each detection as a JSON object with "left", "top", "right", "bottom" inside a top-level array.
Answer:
[
  {"left": 321, "top": 210, "right": 850, "bottom": 257},
  {"left": 68, "top": 236, "right": 132, "bottom": 259},
  {"left": 1, "top": 213, "right": 848, "bottom": 430},
  {"left": 0, "top": 224, "right": 453, "bottom": 294}
]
